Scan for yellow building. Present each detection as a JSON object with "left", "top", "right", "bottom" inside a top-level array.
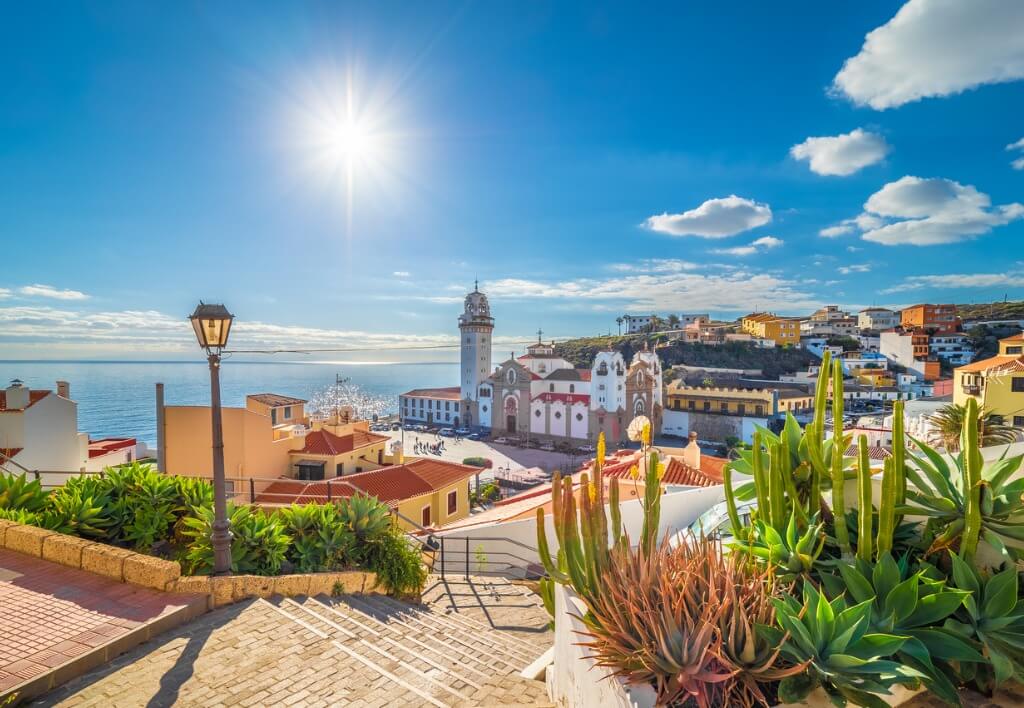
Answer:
[
  {"left": 953, "top": 334, "right": 1024, "bottom": 428},
  {"left": 740, "top": 313, "right": 800, "bottom": 346},
  {"left": 665, "top": 381, "right": 813, "bottom": 417},
  {"left": 253, "top": 458, "right": 478, "bottom": 530}
]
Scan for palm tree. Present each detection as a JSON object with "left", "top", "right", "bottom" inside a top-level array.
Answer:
[
  {"left": 927, "top": 402, "right": 1021, "bottom": 451},
  {"left": 615, "top": 316, "right": 624, "bottom": 335},
  {"left": 667, "top": 314, "right": 681, "bottom": 329}
]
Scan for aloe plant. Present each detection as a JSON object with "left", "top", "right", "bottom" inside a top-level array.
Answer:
[
  {"left": 337, "top": 493, "right": 392, "bottom": 542},
  {"left": 762, "top": 580, "right": 925, "bottom": 707},
  {"left": 0, "top": 472, "right": 49, "bottom": 511},
  {"left": 903, "top": 397, "right": 1024, "bottom": 562},
  {"left": 944, "top": 553, "right": 1024, "bottom": 692},
  {"left": 832, "top": 553, "right": 981, "bottom": 706},
  {"left": 729, "top": 510, "right": 825, "bottom": 583}
]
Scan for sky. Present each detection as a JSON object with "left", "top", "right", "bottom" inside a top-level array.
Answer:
[{"left": 1, "top": 0, "right": 1023, "bottom": 361}]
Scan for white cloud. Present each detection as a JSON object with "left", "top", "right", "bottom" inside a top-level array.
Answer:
[
  {"left": 19, "top": 284, "right": 89, "bottom": 300},
  {"left": 790, "top": 129, "right": 891, "bottom": 176},
  {"left": 832, "top": 0, "right": 1024, "bottom": 110},
  {"left": 484, "top": 266, "right": 819, "bottom": 313},
  {"left": 820, "top": 212, "right": 885, "bottom": 238},
  {"left": 0, "top": 288, "right": 10, "bottom": 299},
  {"left": 846, "top": 246, "right": 863, "bottom": 252},
  {"left": 608, "top": 259, "right": 700, "bottom": 274},
  {"left": 858, "top": 176, "right": 1024, "bottom": 245},
  {"left": 883, "top": 272, "right": 1024, "bottom": 293},
  {"left": 1008, "top": 137, "right": 1024, "bottom": 170},
  {"left": 644, "top": 195, "right": 772, "bottom": 238},
  {"left": 712, "top": 236, "right": 784, "bottom": 257},
  {"left": 837, "top": 264, "right": 871, "bottom": 275},
  {"left": 392, "top": 271, "right": 411, "bottom": 278}
]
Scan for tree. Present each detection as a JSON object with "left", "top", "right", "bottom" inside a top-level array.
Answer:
[
  {"left": 667, "top": 314, "right": 681, "bottom": 329},
  {"left": 927, "top": 402, "right": 1021, "bottom": 451},
  {"left": 648, "top": 315, "right": 665, "bottom": 333},
  {"left": 616, "top": 316, "right": 624, "bottom": 335}
]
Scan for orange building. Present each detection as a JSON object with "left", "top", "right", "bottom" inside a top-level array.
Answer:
[{"left": 900, "top": 304, "right": 959, "bottom": 334}]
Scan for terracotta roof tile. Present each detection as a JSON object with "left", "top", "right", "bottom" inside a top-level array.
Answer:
[
  {"left": 254, "top": 458, "right": 477, "bottom": 508},
  {"left": 400, "top": 387, "right": 462, "bottom": 400},
  {"left": 956, "top": 355, "right": 1024, "bottom": 374},
  {"left": 296, "top": 428, "right": 389, "bottom": 456},
  {"left": 247, "top": 393, "right": 307, "bottom": 407}
]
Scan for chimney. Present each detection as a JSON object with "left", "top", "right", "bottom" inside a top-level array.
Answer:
[
  {"left": 4, "top": 380, "right": 30, "bottom": 410},
  {"left": 683, "top": 430, "right": 701, "bottom": 470},
  {"left": 57, "top": 380, "right": 70, "bottom": 399}
]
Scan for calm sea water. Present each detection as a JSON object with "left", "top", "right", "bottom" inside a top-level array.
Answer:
[{"left": 0, "top": 360, "right": 458, "bottom": 445}]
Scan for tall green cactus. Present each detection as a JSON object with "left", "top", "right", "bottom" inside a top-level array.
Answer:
[
  {"left": 856, "top": 435, "right": 873, "bottom": 564},
  {"left": 876, "top": 456, "right": 897, "bottom": 557},
  {"left": 640, "top": 451, "right": 662, "bottom": 557},
  {"left": 961, "top": 397, "right": 983, "bottom": 564},
  {"left": 831, "top": 359, "right": 852, "bottom": 556}
]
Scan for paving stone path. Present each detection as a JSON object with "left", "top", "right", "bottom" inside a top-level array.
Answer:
[{"left": 35, "top": 576, "right": 554, "bottom": 707}]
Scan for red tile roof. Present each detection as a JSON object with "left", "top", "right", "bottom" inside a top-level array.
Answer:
[
  {"left": 0, "top": 448, "right": 23, "bottom": 460},
  {"left": 844, "top": 444, "right": 893, "bottom": 460},
  {"left": 296, "top": 428, "right": 389, "bottom": 456},
  {"left": 254, "top": 458, "right": 478, "bottom": 508},
  {"left": 400, "top": 386, "right": 462, "bottom": 400},
  {"left": 0, "top": 390, "right": 49, "bottom": 412},
  {"left": 956, "top": 355, "right": 1024, "bottom": 374},
  {"left": 87, "top": 438, "right": 136, "bottom": 458},
  {"left": 579, "top": 448, "right": 727, "bottom": 488}
]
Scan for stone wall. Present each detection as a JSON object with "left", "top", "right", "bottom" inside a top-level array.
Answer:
[{"left": 0, "top": 519, "right": 381, "bottom": 609}]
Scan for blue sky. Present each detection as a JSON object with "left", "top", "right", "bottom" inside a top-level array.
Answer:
[{"left": 1, "top": 1, "right": 1022, "bottom": 360}]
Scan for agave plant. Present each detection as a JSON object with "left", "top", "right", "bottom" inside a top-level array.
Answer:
[
  {"left": 944, "top": 553, "right": 1024, "bottom": 692},
  {"left": 762, "top": 580, "right": 925, "bottom": 708},
  {"left": 0, "top": 472, "right": 49, "bottom": 512},
  {"left": 829, "top": 553, "right": 981, "bottom": 706},
  {"left": 904, "top": 397, "right": 1024, "bottom": 563},
  {"left": 338, "top": 494, "right": 391, "bottom": 542},
  {"left": 47, "top": 486, "right": 111, "bottom": 538},
  {"left": 728, "top": 510, "right": 825, "bottom": 583},
  {"left": 181, "top": 504, "right": 290, "bottom": 575}
]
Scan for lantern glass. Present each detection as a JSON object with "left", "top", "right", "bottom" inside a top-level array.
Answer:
[{"left": 189, "top": 303, "right": 234, "bottom": 351}]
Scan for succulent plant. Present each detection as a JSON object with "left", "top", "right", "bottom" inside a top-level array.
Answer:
[
  {"left": 904, "top": 397, "right": 1024, "bottom": 563},
  {"left": 337, "top": 493, "right": 392, "bottom": 542},
  {"left": 944, "top": 552, "right": 1024, "bottom": 692},
  {"left": 729, "top": 510, "right": 825, "bottom": 583},
  {"left": 0, "top": 472, "right": 49, "bottom": 512},
  {"left": 762, "top": 580, "right": 925, "bottom": 708}
]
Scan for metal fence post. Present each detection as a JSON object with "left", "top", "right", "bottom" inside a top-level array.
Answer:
[
  {"left": 249, "top": 478, "right": 255, "bottom": 503},
  {"left": 440, "top": 537, "right": 445, "bottom": 580},
  {"left": 327, "top": 480, "right": 332, "bottom": 502},
  {"left": 465, "top": 536, "right": 470, "bottom": 579}
]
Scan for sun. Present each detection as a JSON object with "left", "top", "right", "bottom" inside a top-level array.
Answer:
[{"left": 325, "top": 119, "right": 376, "bottom": 164}]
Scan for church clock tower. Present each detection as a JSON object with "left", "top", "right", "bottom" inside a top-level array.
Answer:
[{"left": 458, "top": 281, "right": 494, "bottom": 427}]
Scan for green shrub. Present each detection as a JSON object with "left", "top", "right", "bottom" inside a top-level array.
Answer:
[
  {"left": 462, "top": 456, "right": 492, "bottom": 468},
  {"left": 364, "top": 528, "right": 427, "bottom": 597},
  {"left": 276, "top": 504, "right": 354, "bottom": 572},
  {"left": 0, "top": 473, "right": 49, "bottom": 512},
  {"left": 180, "top": 504, "right": 290, "bottom": 576}
]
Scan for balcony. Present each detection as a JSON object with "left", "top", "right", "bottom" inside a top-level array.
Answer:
[{"left": 962, "top": 384, "right": 980, "bottom": 395}]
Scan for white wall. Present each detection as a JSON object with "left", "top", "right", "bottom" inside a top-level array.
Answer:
[
  {"left": 433, "top": 485, "right": 724, "bottom": 576},
  {"left": 570, "top": 402, "right": 588, "bottom": 439},
  {"left": 662, "top": 409, "right": 689, "bottom": 437},
  {"left": 17, "top": 394, "right": 84, "bottom": 472}
]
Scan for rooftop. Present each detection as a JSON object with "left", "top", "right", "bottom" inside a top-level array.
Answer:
[
  {"left": 247, "top": 393, "right": 307, "bottom": 407},
  {"left": 295, "top": 428, "right": 390, "bottom": 457},
  {"left": 956, "top": 354, "right": 1024, "bottom": 374},
  {"left": 254, "top": 458, "right": 478, "bottom": 510},
  {"left": 0, "top": 389, "right": 49, "bottom": 412},
  {"left": 400, "top": 386, "right": 462, "bottom": 400}
]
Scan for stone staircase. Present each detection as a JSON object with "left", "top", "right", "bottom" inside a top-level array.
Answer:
[{"left": 264, "top": 587, "right": 554, "bottom": 707}]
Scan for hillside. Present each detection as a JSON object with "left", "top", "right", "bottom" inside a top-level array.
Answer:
[
  {"left": 553, "top": 335, "right": 819, "bottom": 380},
  {"left": 957, "top": 301, "right": 1024, "bottom": 322}
]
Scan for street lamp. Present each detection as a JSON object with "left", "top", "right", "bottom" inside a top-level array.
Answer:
[{"left": 189, "top": 302, "right": 234, "bottom": 575}]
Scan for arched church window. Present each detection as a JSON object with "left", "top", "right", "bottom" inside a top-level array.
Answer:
[{"left": 597, "top": 362, "right": 608, "bottom": 375}]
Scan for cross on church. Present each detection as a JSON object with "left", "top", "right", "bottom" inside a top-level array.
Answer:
[{"left": 536, "top": 327, "right": 543, "bottom": 343}]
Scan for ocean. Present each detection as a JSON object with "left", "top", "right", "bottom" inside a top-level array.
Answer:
[{"left": 0, "top": 360, "right": 459, "bottom": 446}]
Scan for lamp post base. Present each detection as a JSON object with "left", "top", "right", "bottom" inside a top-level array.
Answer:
[{"left": 211, "top": 519, "right": 233, "bottom": 576}]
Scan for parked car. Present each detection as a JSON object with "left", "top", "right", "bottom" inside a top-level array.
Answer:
[
  {"left": 439, "top": 428, "right": 455, "bottom": 437},
  {"left": 492, "top": 436, "right": 510, "bottom": 444},
  {"left": 455, "top": 427, "right": 471, "bottom": 436},
  {"left": 467, "top": 433, "right": 481, "bottom": 441},
  {"left": 539, "top": 441, "right": 555, "bottom": 452},
  {"left": 578, "top": 444, "right": 596, "bottom": 453},
  {"left": 391, "top": 423, "right": 401, "bottom": 431}
]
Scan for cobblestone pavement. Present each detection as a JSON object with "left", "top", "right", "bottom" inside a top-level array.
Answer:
[
  {"left": 0, "top": 550, "right": 201, "bottom": 697},
  {"left": 35, "top": 576, "right": 554, "bottom": 707}
]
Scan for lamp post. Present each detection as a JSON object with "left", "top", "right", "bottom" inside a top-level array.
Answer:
[{"left": 189, "top": 302, "right": 234, "bottom": 576}]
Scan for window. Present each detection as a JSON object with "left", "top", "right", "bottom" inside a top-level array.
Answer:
[
  {"left": 1007, "top": 346, "right": 1023, "bottom": 355},
  {"left": 688, "top": 400, "right": 695, "bottom": 411},
  {"left": 421, "top": 505, "right": 431, "bottom": 526},
  {"left": 336, "top": 463, "right": 344, "bottom": 476},
  {"left": 576, "top": 412, "right": 584, "bottom": 421},
  {"left": 283, "top": 406, "right": 292, "bottom": 420},
  {"left": 755, "top": 405, "right": 764, "bottom": 416},
  {"left": 569, "top": 384, "right": 575, "bottom": 393},
  {"left": 1014, "top": 416, "right": 1024, "bottom": 427},
  {"left": 720, "top": 401, "right": 728, "bottom": 412},
  {"left": 447, "top": 490, "right": 457, "bottom": 515},
  {"left": 535, "top": 409, "right": 542, "bottom": 417},
  {"left": 482, "top": 405, "right": 488, "bottom": 412},
  {"left": 1013, "top": 377, "right": 1024, "bottom": 393},
  {"left": 271, "top": 409, "right": 277, "bottom": 425},
  {"left": 703, "top": 401, "right": 711, "bottom": 412},
  {"left": 549, "top": 384, "right": 555, "bottom": 392},
  {"left": 738, "top": 403, "right": 745, "bottom": 415},
  {"left": 445, "top": 401, "right": 450, "bottom": 411}
]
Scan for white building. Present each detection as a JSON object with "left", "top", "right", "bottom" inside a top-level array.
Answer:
[
  {"left": 0, "top": 380, "right": 87, "bottom": 473},
  {"left": 622, "top": 313, "right": 708, "bottom": 334},
  {"left": 858, "top": 308, "right": 899, "bottom": 331},
  {"left": 398, "top": 387, "right": 463, "bottom": 427},
  {"left": 800, "top": 318, "right": 858, "bottom": 337},
  {"left": 928, "top": 334, "right": 974, "bottom": 366}
]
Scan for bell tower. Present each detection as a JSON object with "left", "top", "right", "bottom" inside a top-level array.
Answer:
[{"left": 459, "top": 281, "right": 494, "bottom": 418}]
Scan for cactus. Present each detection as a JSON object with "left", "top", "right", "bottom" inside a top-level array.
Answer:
[
  {"left": 831, "top": 359, "right": 852, "bottom": 557},
  {"left": 536, "top": 432, "right": 633, "bottom": 604},
  {"left": 856, "top": 435, "right": 874, "bottom": 564},
  {"left": 961, "top": 397, "right": 983, "bottom": 564},
  {"left": 640, "top": 451, "right": 662, "bottom": 557},
  {"left": 722, "top": 460, "right": 744, "bottom": 537},
  {"left": 876, "top": 457, "right": 897, "bottom": 557}
]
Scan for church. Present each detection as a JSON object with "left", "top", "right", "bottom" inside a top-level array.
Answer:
[{"left": 400, "top": 284, "right": 663, "bottom": 445}]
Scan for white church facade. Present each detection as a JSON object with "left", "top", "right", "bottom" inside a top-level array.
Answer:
[{"left": 399, "top": 284, "right": 663, "bottom": 444}]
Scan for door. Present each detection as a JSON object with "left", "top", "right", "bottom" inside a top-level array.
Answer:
[
  {"left": 421, "top": 505, "right": 431, "bottom": 527},
  {"left": 506, "top": 414, "right": 517, "bottom": 433}
]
